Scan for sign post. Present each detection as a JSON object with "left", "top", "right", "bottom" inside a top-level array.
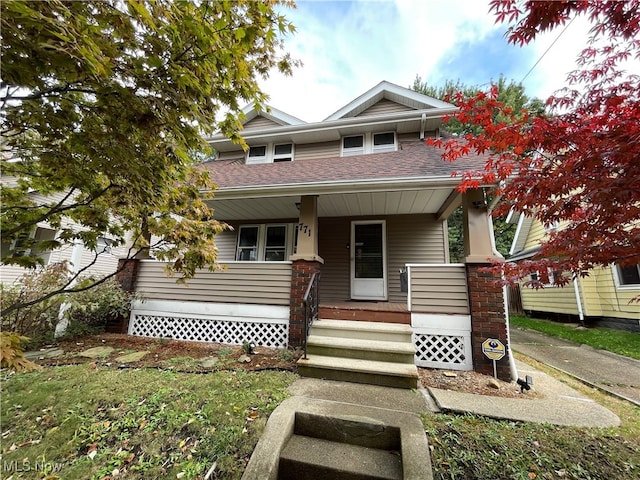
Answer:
[{"left": 481, "top": 338, "right": 505, "bottom": 379}]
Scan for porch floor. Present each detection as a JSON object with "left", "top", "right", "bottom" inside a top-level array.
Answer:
[{"left": 319, "top": 302, "right": 410, "bottom": 324}]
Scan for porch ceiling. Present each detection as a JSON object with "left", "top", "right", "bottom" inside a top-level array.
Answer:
[{"left": 208, "top": 188, "right": 456, "bottom": 220}]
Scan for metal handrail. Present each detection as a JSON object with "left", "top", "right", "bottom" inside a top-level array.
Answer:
[{"left": 302, "top": 272, "right": 320, "bottom": 359}]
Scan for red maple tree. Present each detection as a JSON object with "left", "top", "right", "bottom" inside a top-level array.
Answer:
[{"left": 429, "top": 0, "right": 640, "bottom": 289}]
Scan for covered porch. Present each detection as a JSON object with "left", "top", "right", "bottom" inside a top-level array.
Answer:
[{"left": 120, "top": 186, "right": 511, "bottom": 381}]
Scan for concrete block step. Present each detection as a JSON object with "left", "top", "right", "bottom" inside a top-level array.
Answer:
[
  {"left": 306, "top": 335, "right": 415, "bottom": 364},
  {"left": 278, "top": 434, "right": 402, "bottom": 480},
  {"left": 312, "top": 319, "right": 413, "bottom": 343},
  {"left": 297, "top": 355, "right": 419, "bottom": 389}
]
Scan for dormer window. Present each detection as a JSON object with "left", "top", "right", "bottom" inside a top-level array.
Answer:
[
  {"left": 273, "top": 143, "right": 293, "bottom": 162},
  {"left": 246, "top": 143, "right": 294, "bottom": 164},
  {"left": 342, "top": 135, "right": 365, "bottom": 156},
  {"left": 341, "top": 132, "right": 396, "bottom": 157},
  {"left": 373, "top": 132, "right": 395, "bottom": 153}
]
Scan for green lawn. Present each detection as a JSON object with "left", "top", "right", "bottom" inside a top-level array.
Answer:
[
  {"left": 1, "top": 365, "right": 296, "bottom": 479},
  {"left": 510, "top": 315, "right": 640, "bottom": 359},
  {"left": 424, "top": 354, "right": 640, "bottom": 479}
]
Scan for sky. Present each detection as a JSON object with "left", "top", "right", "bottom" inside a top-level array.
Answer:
[{"left": 260, "top": 0, "right": 595, "bottom": 122}]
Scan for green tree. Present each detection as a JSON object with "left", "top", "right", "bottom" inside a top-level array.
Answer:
[
  {"left": 412, "top": 75, "right": 543, "bottom": 260},
  {"left": 1, "top": 0, "right": 298, "bottom": 315}
]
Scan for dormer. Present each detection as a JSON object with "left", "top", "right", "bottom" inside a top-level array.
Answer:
[{"left": 206, "top": 81, "right": 457, "bottom": 162}]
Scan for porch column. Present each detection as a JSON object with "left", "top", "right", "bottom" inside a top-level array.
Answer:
[
  {"left": 462, "top": 189, "right": 511, "bottom": 381},
  {"left": 289, "top": 195, "right": 324, "bottom": 348}
]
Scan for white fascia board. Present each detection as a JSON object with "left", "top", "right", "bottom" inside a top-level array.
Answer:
[
  {"left": 241, "top": 103, "right": 306, "bottom": 126},
  {"left": 207, "top": 107, "right": 459, "bottom": 149},
  {"left": 205, "top": 176, "right": 473, "bottom": 200},
  {"left": 325, "top": 81, "right": 455, "bottom": 120}
]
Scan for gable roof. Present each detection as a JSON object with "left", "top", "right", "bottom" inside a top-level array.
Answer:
[
  {"left": 207, "top": 80, "right": 458, "bottom": 151},
  {"left": 324, "top": 81, "right": 455, "bottom": 121},
  {"left": 241, "top": 104, "right": 305, "bottom": 127}
]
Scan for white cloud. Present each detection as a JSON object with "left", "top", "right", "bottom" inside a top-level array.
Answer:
[{"left": 260, "top": 0, "right": 640, "bottom": 121}]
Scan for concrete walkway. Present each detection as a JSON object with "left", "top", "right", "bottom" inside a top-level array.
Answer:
[
  {"left": 510, "top": 327, "right": 640, "bottom": 406},
  {"left": 290, "top": 354, "right": 621, "bottom": 428}
]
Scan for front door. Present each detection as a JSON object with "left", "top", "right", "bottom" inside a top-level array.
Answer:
[{"left": 351, "top": 220, "right": 387, "bottom": 300}]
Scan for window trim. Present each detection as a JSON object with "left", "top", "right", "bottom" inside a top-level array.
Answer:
[
  {"left": 613, "top": 263, "right": 640, "bottom": 290},
  {"left": 341, "top": 132, "right": 396, "bottom": 157},
  {"left": 246, "top": 143, "right": 294, "bottom": 164},
  {"left": 235, "top": 223, "right": 296, "bottom": 262}
]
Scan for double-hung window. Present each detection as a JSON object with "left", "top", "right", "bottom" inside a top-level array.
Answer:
[
  {"left": 246, "top": 143, "right": 294, "bottom": 164},
  {"left": 341, "top": 132, "right": 396, "bottom": 156},
  {"left": 235, "top": 224, "right": 296, "bottom": 261},
  {"left": 236, "top": 226, "right": 259, "bottom": 261}
]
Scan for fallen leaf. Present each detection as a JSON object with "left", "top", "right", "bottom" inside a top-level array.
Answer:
[
  {"left": 528, "top": 473, "right": 537, "bottom": 479},
  {"left": 88, "top": 450, "right": 97, "bottom": 460},
  {"left": 139, "top": 419, "right": 148, "bottom": 430}
]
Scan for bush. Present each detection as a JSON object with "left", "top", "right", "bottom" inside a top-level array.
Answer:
[
  {"left": 1, "top": 265, "right": 139, "bottom": 347},
  {"left": 0, "top": 331, "right": 42, "bottom": 372},
  {"left": 64, "top": 277, "right": 138, "bottom": 337},
  {"left": 0, "top": 263, "right": 70, "bottom": 348}
]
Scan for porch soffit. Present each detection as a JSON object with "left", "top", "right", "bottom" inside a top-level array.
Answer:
[{"left": 207, "top": 188, "right": 455, "bottom": 221}]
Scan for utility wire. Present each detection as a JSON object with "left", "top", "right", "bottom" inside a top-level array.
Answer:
[{"left": 520, "top": 16, "right": 576, "bottom": 84}]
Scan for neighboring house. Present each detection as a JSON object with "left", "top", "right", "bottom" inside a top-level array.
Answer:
[
  {"left": 0, "top": 188, "right": 127, "bottom": 286},
  {"left": 124, "top": 81, "right": 513, "bottom": 382},
  {"left": 508, "top": 211, "right": 640, "bottom": 331}
]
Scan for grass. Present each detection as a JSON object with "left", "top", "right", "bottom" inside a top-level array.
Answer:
[
  {"left": 1, "top": 365, "right": 296, "bottom": 479},
  {"left": 424, "top": 354, "right": 640, "bottom": 479},
  {"left": 510, "top": 315, "right": 640, "bottom": 359}
]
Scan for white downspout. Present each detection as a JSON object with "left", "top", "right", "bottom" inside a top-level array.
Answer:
[
  {"left": 54, "top": 239, "right": 84, "bottom": 337},
  {"left": 573, "top": 274, "right": 585, "bottom": 325},
  {"left": 419, "top": 113, "right": 427, "bottom": 140}
]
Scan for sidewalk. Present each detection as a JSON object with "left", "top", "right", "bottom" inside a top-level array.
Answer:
[
  {"left": 510, "top": 326, "right": 640, "bottom": 406},
  {"left": 289, "top": 355, "right": 621, "bottom": 427}
]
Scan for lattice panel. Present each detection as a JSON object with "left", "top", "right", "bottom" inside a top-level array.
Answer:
[
  {"left": 130, "top": 314, "right": 288, "bottom": 348},
  {"left": 413, "top": 331, "right": 472, "bottom": 371}
]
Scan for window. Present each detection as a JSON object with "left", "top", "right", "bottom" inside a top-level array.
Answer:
[
  {"left": 236, "top": 226, "right": 259, "bottom": 261},
  {"left": 273, "top": 144, "right": 293, "bottom": 162},
  {"left": 265, "top": 225, "right": 286, "bottom": 261},
  {"left": 247, "top": 146, "right": 267, "bottom": 164},
  {"left": 341, "top": 132, "right": 396, "bottom": 156},
  {"left": 246, "top": 143, "right": 294, "bottom": 164},
  {"left": 342, "top": 135, "right": 365, "bottom": 156},
  {"left": 373, "top": 132, "right": 395, "bottom": 153},
  {"left": 235, "top": 224, "right": 296, "bottom": 261},
  {"left": 616, "top": 263, "right": 640, "bottom": 286}
]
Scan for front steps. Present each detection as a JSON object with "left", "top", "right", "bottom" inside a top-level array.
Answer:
[
  {"left": 298, "top": 319, "right": 418, "bottom": 389},
  {"left": 241, "top": 396, "right": 433, "bottom": 480}
]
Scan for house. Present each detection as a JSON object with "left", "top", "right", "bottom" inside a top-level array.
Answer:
[
  {"left": 507, "top": 211, "right": 640, "bottom": 331},
  {"left": 0, "top": 187, "right": 127, "bottom": 286},
  {"left": 122, "top": 81, "right": 514, "bottom": 384}
]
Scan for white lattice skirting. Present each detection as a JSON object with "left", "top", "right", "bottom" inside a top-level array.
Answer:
[
  {"left": 412, "top": 313, "right": 473, "bottom": 371},
  {"left": 128, "top": 300, "right": 289, "bottom": 348}
]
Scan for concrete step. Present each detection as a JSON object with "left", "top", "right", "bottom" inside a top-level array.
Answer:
[
  {"left": 278, "top": 434, "right": 402, "bottom": 480},
  {"left": 306, "top": 335, "right": 415, "bottom": 364},
  {"left": 311, "top": 319, "right": 413, "bottom": 343},
  {"left": 297, "top": 355, "right": 419, "bottom": 389}
]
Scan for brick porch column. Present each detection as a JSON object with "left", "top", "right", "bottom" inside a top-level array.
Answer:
[
  {"left": 462, "top": 189, "right": 510, "bottom": 381},
  {"left": 289, "top": 195, "right": 323, "bottom": 348},
  {"left": 467, "top": 264, "right": 510, "bottom": 380},
  {"left": 289, "top": 259, "right": 322, "bottom": 348},
  {"left": 116, "top": 258, "right": 140, "bottom": 292}
]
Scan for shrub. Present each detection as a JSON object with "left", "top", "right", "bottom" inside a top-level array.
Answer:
[
  {"left": 0, "top": 263, "right": 70, "bottom": 348},
  {"left": 0, "top": 331, "right": 42, "bottom": 372},
  {"left": 64, "top": 277, "right": 138, "bottom": 337}
]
